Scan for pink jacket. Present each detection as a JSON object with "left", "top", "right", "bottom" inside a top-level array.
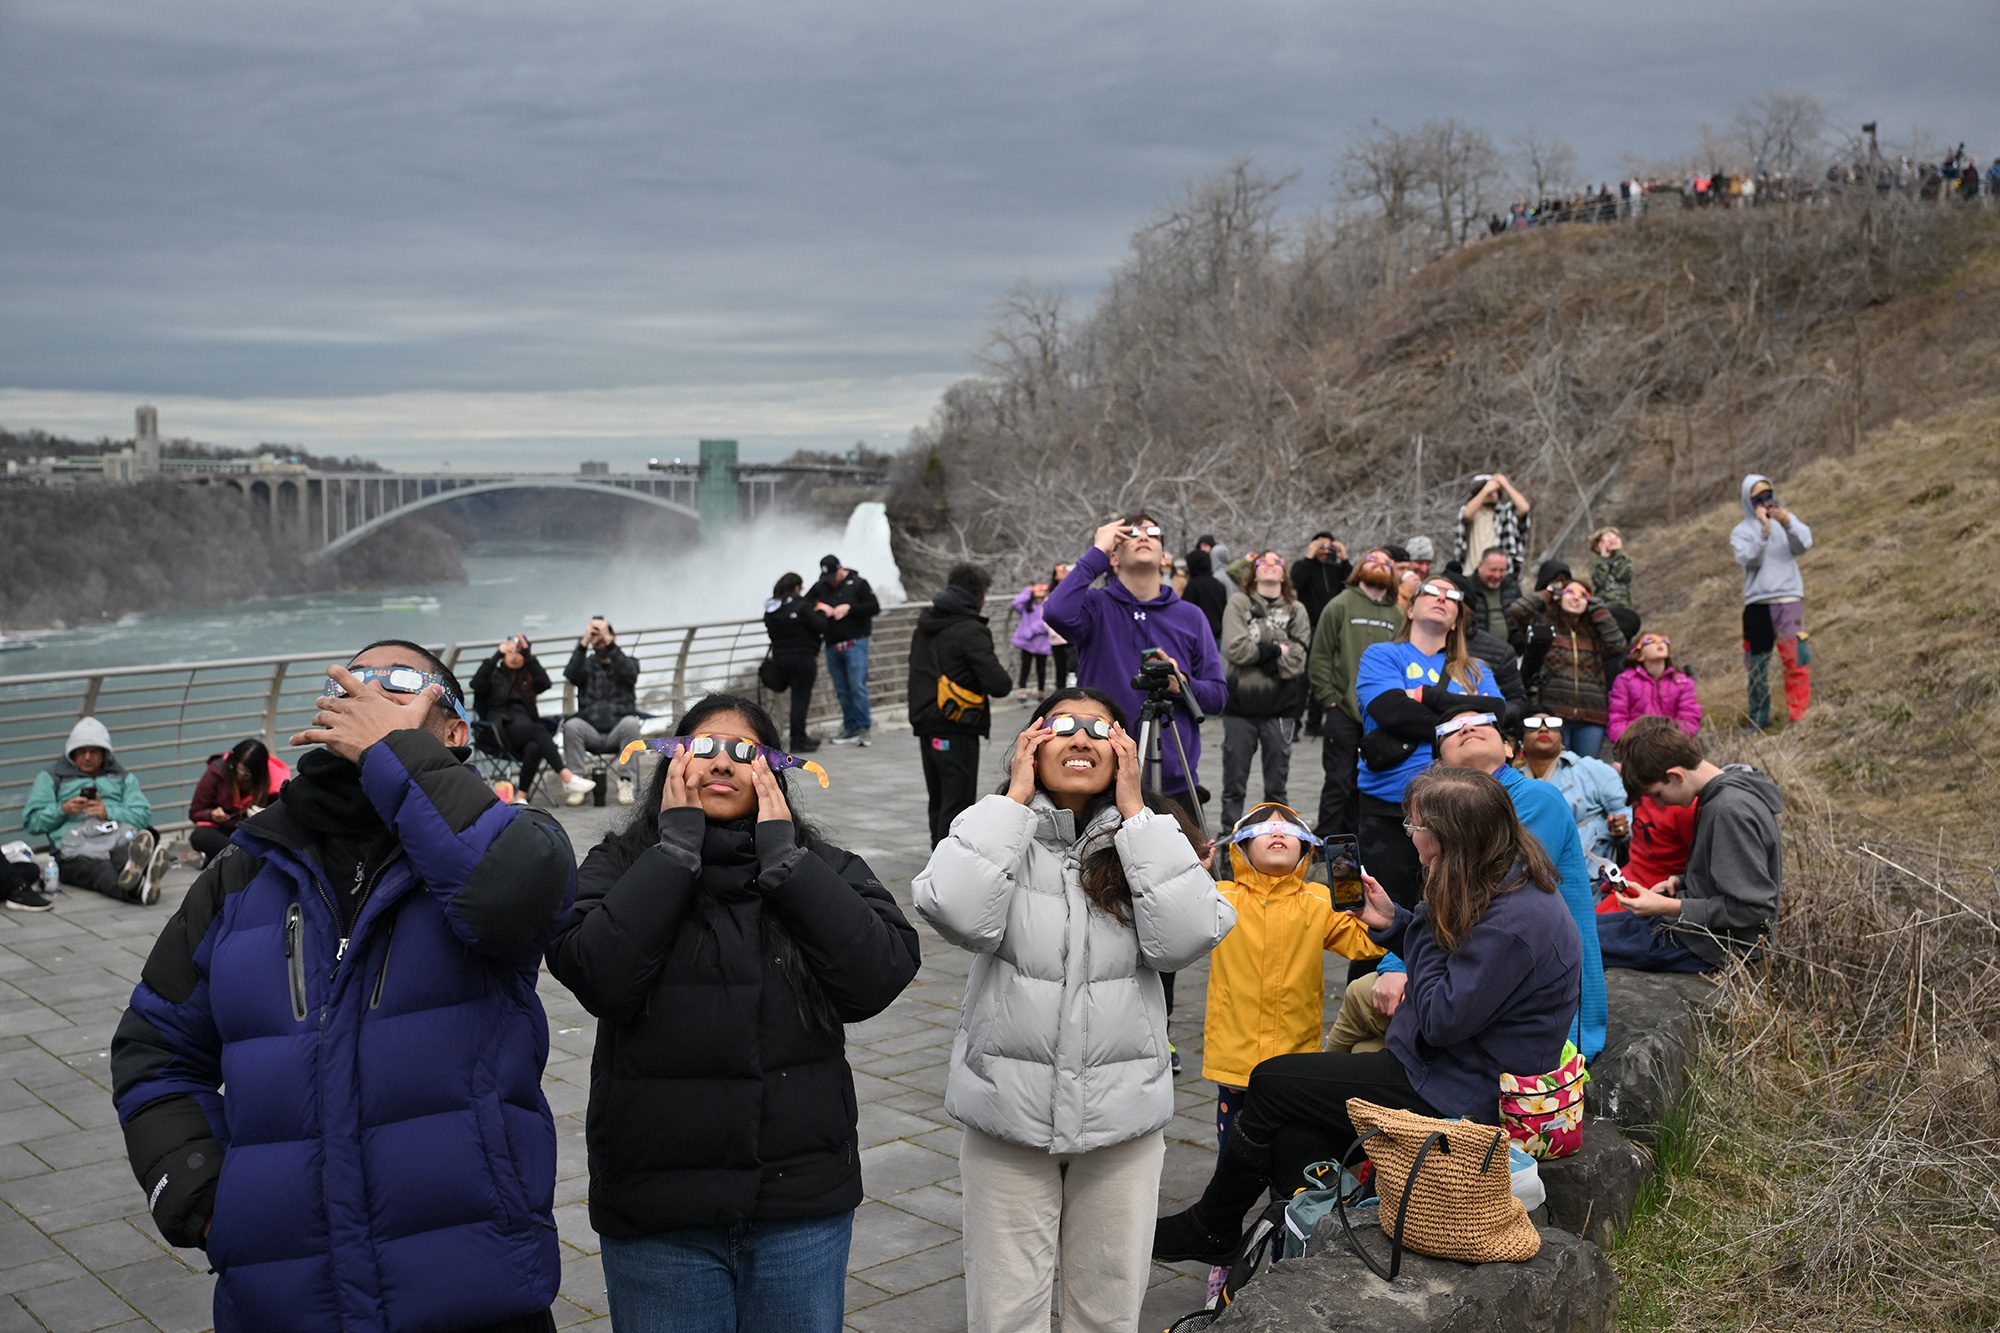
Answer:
[{"left": 1607, "top": 665, "right": 1702, "bottom": 741}]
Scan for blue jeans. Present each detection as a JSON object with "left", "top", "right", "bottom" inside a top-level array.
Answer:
[
  {"left": 824, "top": 637, "right": 872, "bottom": 733},
  {"left": 1567, "top": 722, "right": 1606, "bottom": 760},
  {"left": 1596, "top": 910, "right": 1715, "bottom": 974},
  {"left": 599, "top": 1212, "right": 853, "bottom": 1333}
]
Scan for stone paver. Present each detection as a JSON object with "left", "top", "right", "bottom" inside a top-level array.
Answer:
[{"left": 0, "top": 705, "right": 1342, "bottom": 1329}]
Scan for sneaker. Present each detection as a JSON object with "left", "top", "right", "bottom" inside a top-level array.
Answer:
[
  {"left": 829, "top": 731, "right": 863, "bottom": 746},
  {"left": 116, "top": 831, "right": 157, "bottom": 894},
  {"left": 616, "top": 777, "right": 635, "bottom": 806},
  {"left": 855, "top": 730, "right": 871, "bottom": 748},
  {"left": 563, "top": 789, "right": 589, "bottom": 807},
  {"left": 4, "top": 882, "right": 54, "bottom": 913},
  {"left": 126, "top": 843, "right": 164, "bottom": 907},
  {"left": 562, "top": 773, "right": 596, "bottom": 796},
  {"left": 791, "top": 737, "right": 822, "bottom": 753}
]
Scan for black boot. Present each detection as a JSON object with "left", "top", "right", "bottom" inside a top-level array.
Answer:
[{"left": 1152, "top": 1130, "right": 1272, "bottom": 1265}]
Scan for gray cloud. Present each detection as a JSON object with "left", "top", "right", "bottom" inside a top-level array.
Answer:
[{"left": 2, "top": 0, "right": 1993, "bottom": 463}]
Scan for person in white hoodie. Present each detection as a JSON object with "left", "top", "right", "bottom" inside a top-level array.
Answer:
[
  {"left": 1730, "top": 474, "right": 1814, "bottom": 730},
  {"left": 914, "top": 687, "right": 1235, "bottom": 1333},
  {"left": 21, "top": 716, "right": 158, "bottom": 904}
]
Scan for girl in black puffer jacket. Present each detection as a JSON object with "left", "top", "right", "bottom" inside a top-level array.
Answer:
[{"left": 546, "top": 693, "right": 920, "bottom": 1331}]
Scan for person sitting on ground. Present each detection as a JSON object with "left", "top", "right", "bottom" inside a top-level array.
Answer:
[
  {"left": 1607, "top": 631, "right": 1702, "bottom": 743},
  {"left": 187, "top": 739, "right": 292, "bottom": 867},
  {"left": 22, "top": 716, "right": 158, "bottom": 904},
  {"left": 1153, "top": 766, "right": 1579, "bottom": 1267},
  {"left": 1517, "top": 711, "right": 1631, "bottom": 865},
  {"left": 1464, "top": 546, "right": 1520, "bottom": 643},
  {"left": 562, "top": 616, "right": 646, "bottom": 807},
  {"left": 1599, "top": 717, "right": 1782, "bottom": 971},
  {"left": 1588, "top": 527, "right": 1641, "bottom": 647},
  {"left": 1218, "top": 552, "right": 1313, "bottom": 830},
  {"left": 1607, "top": 755, "right": 1698, "bottom": 915},
  {"left": 908, "top": 563, "right": 1018, "bottom": 847},
  {"left": 1508, "top": 572, "right": 1627, "bottom": 759},
  {"left": 1180, "top": 548, "right": 1231, "bottom": 644},
  {"left": 1452, "top": 472, "right": 1532, "bottom": 579},
  {"left": 1329, "top": 703, "right": 1606, "bottom": 1062},
  {"left": 113, "top": 638, "right": 576, "bottom": 1331},
  {"left": 473, "top": 634, "right": 594, "bottom": 804},
  {"left": 1009, "top": 577, "right": 1054, "bottom": 703},
  {"left": 764, "top": 572, "right": 830, "bottom": 753}
]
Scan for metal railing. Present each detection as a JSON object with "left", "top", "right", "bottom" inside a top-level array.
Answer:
[{"left": 0, "top": 602, "right": 961, "bottom": 846}]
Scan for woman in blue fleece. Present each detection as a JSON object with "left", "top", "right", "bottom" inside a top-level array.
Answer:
[{"left": 1153, "top": 765, "right": 1581, "bottom": 1265}]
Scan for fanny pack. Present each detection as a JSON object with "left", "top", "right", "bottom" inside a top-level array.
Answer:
[{"left": 936, "top": 676, "right": 988, "bottom": 727}]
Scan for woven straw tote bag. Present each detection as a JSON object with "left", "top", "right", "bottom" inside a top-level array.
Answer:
[{"left": 1334, "top": 1099, "right": 1541, "bottom": 1279}]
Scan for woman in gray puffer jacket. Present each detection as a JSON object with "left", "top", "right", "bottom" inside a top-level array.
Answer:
[{"left": 915, "top": 687, "right": 1235, "bottom": 1333}]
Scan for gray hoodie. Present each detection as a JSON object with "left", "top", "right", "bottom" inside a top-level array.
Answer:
[
  {"left": 1670, "top": 765, "right": 1782, "bottom": 966},
  {"left": 1729, "top": 474, "right": 1813, "bottom": 605}
]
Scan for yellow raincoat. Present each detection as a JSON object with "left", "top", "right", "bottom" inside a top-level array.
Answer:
[{"left": 1201, "top": 842, "right": 1385, "bottom": 1088}]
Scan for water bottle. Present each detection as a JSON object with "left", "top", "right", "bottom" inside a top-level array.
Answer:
[{"left": 41, "top": 858, "right": 60, "bottom": 897}]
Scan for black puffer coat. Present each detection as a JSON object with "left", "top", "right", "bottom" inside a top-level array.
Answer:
[{"left": 546, "top": 812, "right": 920, "bottom": 1235}]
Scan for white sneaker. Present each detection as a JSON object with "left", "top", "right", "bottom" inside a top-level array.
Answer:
[
  {"left": 616, "top": 777, "right": 634, "bottom": 806},
  {"left": 117, "top": 831, "right": 157, "bottom": 894},
  {"left": 562, "top": 773, "right": 596, "bottom": 795},
  {"left": 564, "top": 790, "right": 589, "bottom": 807}
]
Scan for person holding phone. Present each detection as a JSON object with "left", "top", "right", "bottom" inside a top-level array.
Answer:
[
  {"left": 21, "top": 715, "right": 157, "bottom": 904},
  {"left": 473, "top": 634, "right": 594, "bottom": 804},
  {"left": 1154, "top": 766, "right": 1580, "bottom": 1266},
  {"left": 1731, "top": 473, "right": 1813, "bottom": 730},
  {"left": 561, "top": 616, "right": 646, "bottom": 805},
  {"left": 915, "top": 688, "right": 1233, "bottom": 1333}
]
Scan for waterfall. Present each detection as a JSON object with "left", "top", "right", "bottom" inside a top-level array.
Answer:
[{"left": 840, "top": 501, "right": 907, "bottom": 605}]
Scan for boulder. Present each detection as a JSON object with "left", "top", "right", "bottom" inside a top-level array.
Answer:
[
  {"left": 1209, "top": 1222, "right": 1617, "bottom": 1332},
  {"left": 1590, "top": 968, "right": 1719, "bottom": 1144},
  {"left": 1537, "top": 1117, "right": 1654, "bottom": 1248}
]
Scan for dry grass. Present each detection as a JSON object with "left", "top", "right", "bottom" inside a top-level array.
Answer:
[{"left": 1605, "top": 395, "right": 2000, "bottom": 1329}]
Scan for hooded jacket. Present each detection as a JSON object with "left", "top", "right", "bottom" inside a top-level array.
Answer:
[
  {"left": 109, "top": 730, "right": 576, "bottom": 1332},
  {"left": 805, "top": 570, "right": 881, "bottom": 646},
  {"left": 1293, "top": 553, "right": 1351, "bottom": 626},
  {"left": 23, "top": 717, "right": 152, "bottom": 844},
  {"left": 563, "top": 642, "right": 641, "bottom": 732},
  {"left": 1506, "top": 594, "right": 1627, "bottom": 724},
  {"left": 1607, "top": 665, "right": 1703, "bottom": 741},
  {"left": 1203, "top": 833, "right": 1383, "bottom": 1088},
  {"left": 914, "top": 793, "right": 1235, "bottom": 1153},
  {"left": 1670, "top": 765, "right": 1783, "bottom": 965},
  {"left": 1179, "top": 550, "right": 1231, "bottom": 641},
  {"left": 470, "top": 651, "right": 551, "bottom": 723},
  {"left": 1220, "top": 590, "right": 1312, "bottom": 718},
  {"left": 765, "top": 593, "right": 829, "bottom": 658},
  {"left": 1009, "top": 587, "right": 1052, "bottom": 655},
  {"left": 1371, "top": 862, "right": 1581, "bottom": 1123},
  {"left": 546, "top": 812, "right": 919, "bottom": 1236},
  {"left": 906, "top": 584, "right": 1016, "bottom": 739},
  {"left": 1042, "top": 545, "right": 1229, "bottom": 796},
  {"left": 1730, "top": 474, "right": 1813, "bottom": 605}
]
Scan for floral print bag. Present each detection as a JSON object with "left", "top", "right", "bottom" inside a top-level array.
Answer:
[{"left": 1498, "top": 1040, "right": 1589, "bottom": 1159}]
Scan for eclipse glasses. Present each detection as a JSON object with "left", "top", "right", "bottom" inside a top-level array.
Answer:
[
  {"left": 1041, "top": 714, "right": 1113, "bottom": 741},
  {"left": 616, "top": 734, "right": 831, "bottom": 788},
  {"left": 323, "top": 666, "right": 472, "bottom": 725}
]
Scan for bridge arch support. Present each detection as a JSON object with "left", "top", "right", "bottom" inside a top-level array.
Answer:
[{"left": 310, "top": 478, "right": 699, "bottom": 563}]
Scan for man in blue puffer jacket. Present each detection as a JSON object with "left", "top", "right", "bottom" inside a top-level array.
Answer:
[{"left": 110, "top": 639, "right": 576, "bottom": 1332}]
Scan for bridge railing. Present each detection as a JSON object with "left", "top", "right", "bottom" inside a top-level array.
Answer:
[{"left": 0, "top": 602, "right": 951, "bottom": 846}]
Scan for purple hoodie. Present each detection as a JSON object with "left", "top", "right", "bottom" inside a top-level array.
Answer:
[{"left": 1042, "top": 545, "right": 1228, "bottom": 796}]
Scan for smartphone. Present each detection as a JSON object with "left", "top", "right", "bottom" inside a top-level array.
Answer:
[{"left": 1325, "top": 833, "right": 1363, "bottom": 911}]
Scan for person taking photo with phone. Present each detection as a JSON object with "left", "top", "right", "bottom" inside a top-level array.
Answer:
[
  {"left": 915, "top": 689, "right": 1234, "bottom": 1333},
  {"left": 561, "top": 616, "right": 646, "bottom": 806}
]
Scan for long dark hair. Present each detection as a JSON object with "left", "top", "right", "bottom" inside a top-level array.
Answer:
[
  {"left": 773, "top": 572, "right": 803, "bottom": 599},
  {"left": 226, "top": 738, "right": 271, "bottom": 803},
  {"left": 592, "top": 693, "right": 841, "bottom": 1039},
  {"left": 1404, "top": 767, "right": 1557, "bottom": 952},
  {"left": 999, "top": 688, "right": 1204, "bottom": 926}
]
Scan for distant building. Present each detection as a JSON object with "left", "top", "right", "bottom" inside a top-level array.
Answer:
[
  {"left": 99, "top": 404, "right": 164, "bottom": 482},
  {"left": 579, "top": 460, "right": 610, "bottom": 476}
]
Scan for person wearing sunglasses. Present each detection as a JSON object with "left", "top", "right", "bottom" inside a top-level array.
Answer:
[
  {"left": 1608, "top": 632, "right": 1703, "bottom": 744},
  {"left": 916, "top": 688, "right": 1233, "bottom": 1333},
  {"left": 547, "top": 693, "right": 919, "bottom": 1332},
  {"left": 1218, "top": 552, "right": 1313, "bottom": 830},
  {"left": 111, "top": 638, "right": 578, "bottom": 1332},
  {"left": 1518, "top": 712, "right": 1631, "bottom": 865},
  {"left": 1351, "top": 576, "right": 1498, "bottom": 912},
  {"left": 1042, "top": 513, "right": 1229, "bottom": 812}
]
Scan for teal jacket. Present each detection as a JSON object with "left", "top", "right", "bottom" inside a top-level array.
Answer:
[{"left": 23, "top": 758, "right": 152, "bottom": 845}]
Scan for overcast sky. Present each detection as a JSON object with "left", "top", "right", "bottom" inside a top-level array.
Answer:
[{"left": 2, "top": 1, "right": 1993, "bottom": 467}]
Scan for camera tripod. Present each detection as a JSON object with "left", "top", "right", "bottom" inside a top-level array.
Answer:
[{"left": 1131, "top": 664, "right": 1206, "bottom": 831}]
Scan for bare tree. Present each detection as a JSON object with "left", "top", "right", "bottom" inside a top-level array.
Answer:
[
  {"left": 1419, "top": 118, "right": 1502, "bottom": 244},
  {"left": 1340, "top": 120, "right": 1427, "bottom": 233},
  {"left": 1733, "top": 91, "right": 1828, "bottom": 179},
  {"left": 1512, "top": 124, "right": 1578, "bottom": 202}
]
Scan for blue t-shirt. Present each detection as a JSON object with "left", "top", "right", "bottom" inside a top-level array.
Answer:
[{"left": 1354, "top": 642, "right": 1494, "bottom": 802}]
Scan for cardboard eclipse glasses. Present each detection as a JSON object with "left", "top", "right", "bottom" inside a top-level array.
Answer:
[{"left": 616, "top": 734, "right": 831, "bottom": 788}]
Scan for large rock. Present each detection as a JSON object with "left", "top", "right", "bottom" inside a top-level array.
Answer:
[
  {"left": 1590, "top": 968, "right": 1719, "bottom": 1144},
  {"left": 1208, "top": 1222, "right": 1616, "bottom": 1332},
  {"left": 1537, "top": 1117, "right": 1653, "bottom": 1248}
]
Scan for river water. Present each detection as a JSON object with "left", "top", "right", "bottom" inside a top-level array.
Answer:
[{"left": 6, "top": 502, "right": 908, "bottom": 676}]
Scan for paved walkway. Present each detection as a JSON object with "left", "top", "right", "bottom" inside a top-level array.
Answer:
[{"left": 0, "top": 707, "right": 1338, "bottom": 1331}]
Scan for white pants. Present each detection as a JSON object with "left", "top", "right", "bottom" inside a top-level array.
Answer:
[{"left": 959, "top": 1126, "right": 1166, "bottom": 1333}]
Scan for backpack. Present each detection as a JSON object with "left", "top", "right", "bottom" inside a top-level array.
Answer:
[{"left": 1165, "top": 1162, "right": 1366, "bottom": 1329}]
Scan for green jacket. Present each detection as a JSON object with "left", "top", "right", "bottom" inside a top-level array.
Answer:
[
  {"left": 1307, "top": 587, "right": 1405, "bottom": 722},
  {"left": 1590, "top": 552, "right": 1635, "bottom": 610},
  {"left": 23, "top": 761, "right": 152, "bottom": 846}
]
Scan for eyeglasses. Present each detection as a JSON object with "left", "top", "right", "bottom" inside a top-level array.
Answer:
[
  {"left": 1251, "top": 552, "right": 1287, "bottom": 568},
  {"left": 1521, "top": 716, "right": 1565, "bottom": 731},
  {"left": 325, "top": 666, "right": 472, "bottom": 725},
  {"left": 618, "top": 735, "right": 832, "bottom": 788},
  {"left": 1401, "top": 820, "right": 1428, "bottom": 835},
  {"left": 1418, "top": 581, "right": 1464, "bottom": 603},
  {"left": 1229, "top": 818, "right": 1319, "bottom": 849},
  {"left": 1434, "top": 712, "right": 1498, "bottom": 739},
  {"left": 1044, "top": 714, "right": 1113, "bottom": 740},
  {"left": 1635, "top": 634, "right": 1669, "bottom": 651}
]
